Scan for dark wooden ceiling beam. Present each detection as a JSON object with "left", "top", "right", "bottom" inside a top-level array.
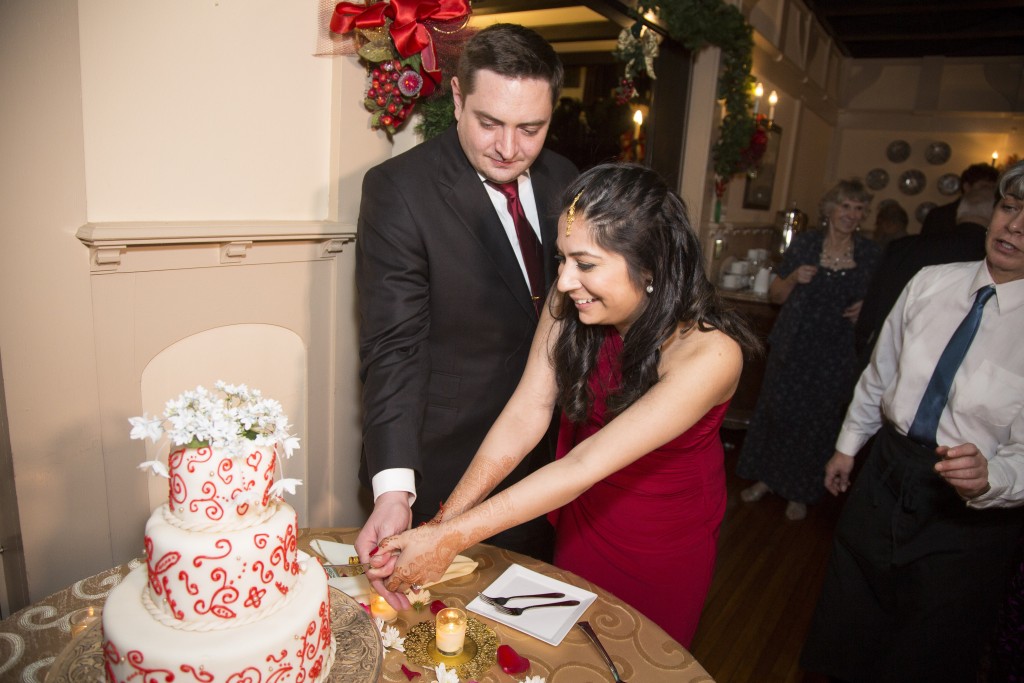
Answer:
[{"left": 813, "top": 0, "right": 1024, "bottom": 17}]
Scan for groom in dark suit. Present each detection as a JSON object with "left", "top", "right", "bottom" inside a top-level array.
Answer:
[{"left": 354, "top": 23, "right": 577, "bottom": 606}]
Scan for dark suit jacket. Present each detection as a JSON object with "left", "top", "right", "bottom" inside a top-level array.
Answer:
[
  {"left": 356, "top": 126, "right": 578, "bottom": 529},
  {"left": 919, "top": 199, "right": 959, "bottom": 236},
  {"left": 854, "top": 223, "right": 987, "bottom": 370}
]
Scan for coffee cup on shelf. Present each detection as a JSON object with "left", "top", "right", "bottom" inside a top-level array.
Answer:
[
  {"left": 728, "top": 260, "right": 750, "bottom": 275},
  {"left": 722, "top": 273, "right": 743, "bottom": 289}
]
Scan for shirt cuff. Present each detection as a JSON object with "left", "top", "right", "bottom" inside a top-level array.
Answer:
[
  {"left": 371, "top": 468, "right": 417, "bottom": 505},
  {"left": 835, "top": 428, "right": 868, "bottom": 458}
]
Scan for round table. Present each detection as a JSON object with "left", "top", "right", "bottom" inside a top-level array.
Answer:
[{"left": 1, "top": 527, "right": 714, "bottom": 682}]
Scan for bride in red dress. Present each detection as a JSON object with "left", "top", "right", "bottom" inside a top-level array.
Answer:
[{"left": 369, "top": 163, "right": 759, "bottom": 645}]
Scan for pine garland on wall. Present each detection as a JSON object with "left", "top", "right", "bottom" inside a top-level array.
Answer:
[{"left": 615, "top": 0, "right": 757, "bottom": 193}]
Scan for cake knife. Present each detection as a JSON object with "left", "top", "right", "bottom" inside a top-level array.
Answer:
[{"left": 577, "top": 621, "right": 627, "bottom": 682}]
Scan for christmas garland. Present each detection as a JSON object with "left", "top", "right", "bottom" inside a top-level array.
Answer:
[
  {"left": 326, "top": 0, "right": 759, "bottom": 174},
  {"left": 615, "top": 0, "right": 757, "bottom": 191},
  {"left": 327, "top": 0, "right": 473, "bottom": 137}
]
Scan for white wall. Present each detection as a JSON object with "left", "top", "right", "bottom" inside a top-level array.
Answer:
[
  {"left": 1, "top": 0, "right": 104, "bottom": 601},
  {"left": 0, "top": 0, "right": 406, "bottom": 603}
]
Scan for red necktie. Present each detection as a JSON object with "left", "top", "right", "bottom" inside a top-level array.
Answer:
[{"left": 487, "top": 180, "right": 545, "bottom": 314}]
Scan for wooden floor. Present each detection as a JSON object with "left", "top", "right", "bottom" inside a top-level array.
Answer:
[{"left": 689, "top": 429, "right": 840, "bottom": 683}]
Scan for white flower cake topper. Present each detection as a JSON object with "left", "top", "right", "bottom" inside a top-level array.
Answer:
[{"left": 129, "top": 381, "right": 302, "bottom": 495}]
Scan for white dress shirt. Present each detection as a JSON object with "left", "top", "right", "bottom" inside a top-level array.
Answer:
[
  {"left": 836, "top": 260, "right": 1024, "bottom": 508},
  {"left": 371, "top": 173, "right": 542, "bottom": 503}
]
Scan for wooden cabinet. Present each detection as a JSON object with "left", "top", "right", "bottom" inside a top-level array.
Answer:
[{"left": 719, "top": 291, "right": 779, "bottom": 430}]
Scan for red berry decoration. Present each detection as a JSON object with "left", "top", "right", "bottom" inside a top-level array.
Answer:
[{"left": 429, "top": 599, "right": 447, "bottom": 615}]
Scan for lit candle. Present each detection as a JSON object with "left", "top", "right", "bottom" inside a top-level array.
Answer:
[
  {"left": 435, "top": 607, "right": 467, "bottom": 656},
  {"left": 753, "top": 82, "right": 763, "bottom": 116},
  {"left": 768, "top": 90, "right": 778, "bottom": 122},
  {"left": 69, "top": 605, "right": 100, "bottom": 637},
  {"left": 370, "top": 594, "right": 398, "bottom": 623},
  {"left": 632, "top": 109, "right": 643, "bottom": 160},
  {"left": 993, "top": 151, "right": 999, "bottom": 166}
]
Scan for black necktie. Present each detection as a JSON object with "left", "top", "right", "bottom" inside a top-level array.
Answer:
[
  {"left": 487, "top": 180, "right": 544, "bottom": 314},
  {"left": 907, "top": 285, "right": 996, "bottom": 447}
]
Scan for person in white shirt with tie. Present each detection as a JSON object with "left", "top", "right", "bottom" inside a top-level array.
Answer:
[{"left": 801, "top": 160, "right": 1024, "bottom": 682}]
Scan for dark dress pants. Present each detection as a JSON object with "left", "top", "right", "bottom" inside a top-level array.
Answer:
[{"left": 801, "top": 423, "right": 1024, "bottom": 682}]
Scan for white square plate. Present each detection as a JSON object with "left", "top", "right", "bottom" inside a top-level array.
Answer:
[{"left": 467, "top": 564, "right": 596, "bottom": 645}]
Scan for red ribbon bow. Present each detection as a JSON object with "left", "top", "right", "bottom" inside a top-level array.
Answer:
[{"left": 330, "top": 0, "right": 469, "bottom": 59}]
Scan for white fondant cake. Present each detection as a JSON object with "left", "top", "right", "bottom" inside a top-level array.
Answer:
[{"left": 103, "top": 444, "right": 336, "bottom": 683}]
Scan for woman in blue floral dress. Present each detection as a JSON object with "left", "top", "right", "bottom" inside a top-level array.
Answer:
[{"left": 737, "top": 179, "right": 881, "bottom": 520}]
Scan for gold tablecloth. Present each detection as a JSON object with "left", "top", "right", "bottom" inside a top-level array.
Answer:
[{"left": 1, "top": 528, "right": 713, "bottom": 682}]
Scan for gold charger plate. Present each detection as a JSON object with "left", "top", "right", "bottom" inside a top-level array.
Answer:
[
  {"left": 403, "top": 617, "right": 498, "bottom": 680},
  {"left": 45, "top": 588, "right": 382, "bottom": 683}
]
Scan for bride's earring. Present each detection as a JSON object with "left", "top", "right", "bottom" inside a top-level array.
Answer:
[{"left": 645, "top": 283, "right": 654, "bottom": 294}]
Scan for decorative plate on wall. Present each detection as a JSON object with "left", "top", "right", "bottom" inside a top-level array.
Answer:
[
  {"left": 938, "top": 172, "right": 961, "bottom": 196},
  {"left": 866, "top": 168, "right": 889, "bottom": 190},
  {"left": 887, "top": 140, "right": 911, "bottom": 163},
  {"left": 925, "top": 141, "right": 952, "bottom": 165},
  {"left": 916, "top": 201, "right": 937, "bottom": 223},
  {"left": 898, "top": 169, "right": 926, "bottom": 195}
]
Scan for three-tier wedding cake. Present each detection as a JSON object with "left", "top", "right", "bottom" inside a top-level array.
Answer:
[{"left": 102, "top": 383, "right": 336, "bottom": 683}]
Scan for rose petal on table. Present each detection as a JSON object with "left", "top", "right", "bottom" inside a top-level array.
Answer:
[
  {"left": 360, "top": 602, "right": 371, "bottom": 615},
  {"left": 400, "top": 663, "right": 421, "bottom": 680},
  {"left": 497, "top": 644, "right": 530, "bottom": 674},
  {"left": 429, "top": 599, "right": 447, "bottom": 615}
]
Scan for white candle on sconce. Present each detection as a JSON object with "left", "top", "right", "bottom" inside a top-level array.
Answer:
[
  {"left": 753, "top": 82, "right": 764, "bottom": 116},
  {"left": 435, "top": 607, "right": 468, "bottom": 656},
  {"left": 768, "top": 90, "right": 778, "bottom": 122},
  {"left": 369, "top": 594, "right": 398, "bottom": 623},
  {"left": 993, "top": 151, "right": 999, "bottom": 166}
]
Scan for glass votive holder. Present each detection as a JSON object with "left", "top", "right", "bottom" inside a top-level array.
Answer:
[
  {"left": 434, "top": 607, "right": 468, "bottom": 656},
  {"left": 68, "top": 605, "right": 100, "bottom": 638},
  {"left": 369, "top": 593, "right": 398, "bottom": 623}
]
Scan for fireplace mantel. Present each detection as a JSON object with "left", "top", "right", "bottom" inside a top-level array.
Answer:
[{"left": 77, "top": 221, "right": 357, "bottom": 272}]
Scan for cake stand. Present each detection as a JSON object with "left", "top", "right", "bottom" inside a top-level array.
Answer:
[{"left": 44, "top": 588, "right": 382, "bottom": 683}]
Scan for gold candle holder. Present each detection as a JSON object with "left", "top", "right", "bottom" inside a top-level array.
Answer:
[
  {"left": 68, "top": 605, "right": 100, "bottom": 638},
  {"left": 434, "top": 607, "right": 468, "bottom": 656}
]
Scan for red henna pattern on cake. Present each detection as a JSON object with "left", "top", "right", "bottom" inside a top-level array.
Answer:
[
  {"left": 180, "top": 664, "right": 216, "bottom": 682},
  {"left": 193, "top": 538, "right": 232, "bottom": 567},
  {"left": 123, "top": 650, "right": 175, "bottom": 683},
  {"left": 146, "top": 538, "right": 184, "bottom": 619},
  {"left": 190, "top": 480, "right": 226, "bottom": 521},
  {"left": 225, "top": 666, "right": 264, "bottom": 683},
  {"left": 218, "top": 456, "right": 235, "bottom": 485},
  {"left": 245, "top": 586, "right": 266, "bottom": 608},
  {"left": 318, "top": 600, "right": 332, "bottom": 649},
  {"left": 193, "top": 567, "right": 239, "bottom": 619}
]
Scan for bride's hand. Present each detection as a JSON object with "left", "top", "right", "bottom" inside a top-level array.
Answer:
[{"left": 380, "top": 523, "right": 467, "bottom": 595}]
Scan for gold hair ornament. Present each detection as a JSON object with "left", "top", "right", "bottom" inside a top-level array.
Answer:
[{"left": 565, "top": 191, "right": 583, "bottom": 236}]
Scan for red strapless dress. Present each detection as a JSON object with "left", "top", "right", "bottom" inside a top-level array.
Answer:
[{"left": 548, "top": 328, "right": 728, "bottom": 647}]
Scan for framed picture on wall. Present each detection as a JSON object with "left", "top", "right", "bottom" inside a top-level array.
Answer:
[{"left": 743, "top": 125, "right": 782, "bottom": 210}]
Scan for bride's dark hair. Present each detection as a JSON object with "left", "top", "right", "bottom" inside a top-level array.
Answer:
[{"left": 551, "top": 163, "right": 760, "bottom": 423}]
